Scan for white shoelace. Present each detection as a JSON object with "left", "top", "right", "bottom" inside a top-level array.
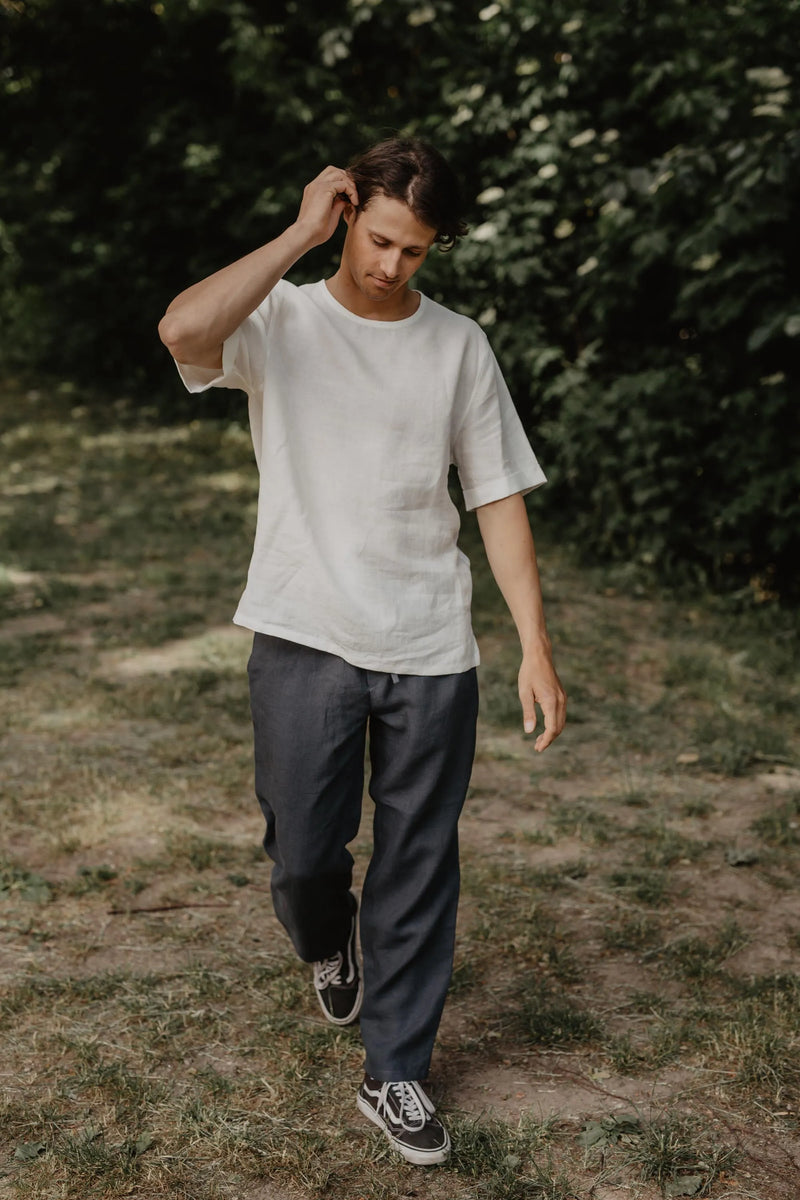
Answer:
[
  {"left": 383, "top": 1080, "right": 430, "bottom": 1131},
  {"left": 313, "top": 951, "right": 344, "bottom": 989}
]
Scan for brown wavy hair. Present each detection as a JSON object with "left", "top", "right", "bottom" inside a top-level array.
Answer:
[{"left": 347, "top": 137, "right": 468, "bottom": 250}]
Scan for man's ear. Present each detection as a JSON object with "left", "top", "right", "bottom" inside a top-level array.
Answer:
[{"left": 342, "top": 200, "right": 357, "bottom": 226}]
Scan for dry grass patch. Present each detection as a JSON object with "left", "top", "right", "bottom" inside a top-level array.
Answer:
[{"left": 1, "top": 382, "right": 799, "bottom": 1197}]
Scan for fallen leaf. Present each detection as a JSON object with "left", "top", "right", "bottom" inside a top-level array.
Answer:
[
  {"left": 132, "top": 1132, "right": 155, "bottom": 1156},
  {"left": 577, "top": 1114, "right": 642, "bottom": 1148},
  {"left": 14, "top": 1141, "right": 47, "bottom": 1162},
  {"left": 577, "top": 1121, "right": 607, "bottom": 1148}
]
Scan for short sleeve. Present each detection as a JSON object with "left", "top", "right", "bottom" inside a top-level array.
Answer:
[
  {"left": 173, "top": 282, "right": 287, "bottom": 395},
  {"left": 453, "top": 334, "right": 547, "bottom": 511}
]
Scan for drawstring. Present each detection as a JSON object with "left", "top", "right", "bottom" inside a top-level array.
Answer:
[{"left": 390, "top": 672, "right": 399, "bottom": 684}]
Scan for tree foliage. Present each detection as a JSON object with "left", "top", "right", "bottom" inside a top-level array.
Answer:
[{"left": 1, "top": 0, "right": 799, "bottom": 596}]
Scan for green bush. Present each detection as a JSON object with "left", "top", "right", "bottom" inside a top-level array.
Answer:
[
  {"left": 421, "top": 0, "right": 800, "bottom": 597},
  {"left": 2, "top": 0, "right": 798, "bottom": 595}
]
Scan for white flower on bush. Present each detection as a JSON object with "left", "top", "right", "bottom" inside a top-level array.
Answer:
[
  {"left": 576, "top": 256, "right": 598, "bottom": 276},
  {"left": 478, "top": 307, "right": 497, "bottom": 326},
  {"left": 476, "top": 186, "right": 505, "bottom": 204},
  {"left": 691, "top": 252, "right": 720, "bottom": 271},
  {"left": 516, "top": 58, "right": 541, "bottom": 76},
  {"left": 745, "top": 66, "right": 791, "bottom": 90},
  {"left": 479, "top": 2, "right": 502, "bottom": 19},
  {"left": 561, "top": 18, "right": 582, "bottom": 33},
  {"left": 554, "top": 219, "right": 575, "bottom": 238},
  {"left": 529, "top": 114, "right": 551, "bottom": 133},
  {"left": 752, "top": 103, "right": 785, "bottom": 118},
  {"left": 599, "top": 198, "right": 621, "bottom": 216},
  {"left": 471, "top": 222, "right": 498, "bottom": 242},
  {"left": 537, "top": 162, "right": 558, "bottom": 179},
  {"left": 601, "top": 128, "right": 620, "bottom": 144},
  {"left": 466, "top": 83, "right": 486, "bottom": 101},
  {"left": 319, "top": 29, "right": 350, "bottom": 66},
  {"left": 407, "top": 5, "right": 435, "bottom": 25},
  {"left": 451, "top": 105, "right": 474, "bottom": 126},
  {"left": 568, "top": 128, "right": 596, "bottom": 148}
]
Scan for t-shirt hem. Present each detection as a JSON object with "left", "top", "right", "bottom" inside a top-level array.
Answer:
[
  {"left": 173, "top": 325, "right": 247, "bottom": 393},
  {"left": 232, "top": 613, "right": 480, "bottom": 675},
  {"left": 462, "top": 467, "right": 547, "bottom": 512},
  {"left": 174, "top": 358, "right": 225, "bottom": 393}
]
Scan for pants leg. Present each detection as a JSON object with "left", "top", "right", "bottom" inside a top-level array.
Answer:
[
  {"left": 359, "top": 668, "right": 479, "bottom": 1082},
  {"left": 247, "top": 633, "right": 368, "bottom": 961}
]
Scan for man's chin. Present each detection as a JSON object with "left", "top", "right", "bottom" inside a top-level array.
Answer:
[{"left": 365, "top": 278, "right": 399, "bottom": 299}]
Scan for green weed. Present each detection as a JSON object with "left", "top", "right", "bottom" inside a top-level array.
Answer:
[
  {"left": 448, "top": 1114, "right": 573, "bottom": 1200},
  {"left": 661, "top": 919, "right": 749, "bottom": 981},
  {"left": 548, "top": 799, "right": 620, "bottom": 844},
  {"left": 602, "top": 912, "right": 663, "bottom": 952},
  {"left": 620, "top": 1111, "right": 737, "bottom": 1193},
  {"left": 752, "top": 794, "right": 800, "bottom": 846},
  {"left": 631, "top": 822, "right": 708, "bottom": 868},
  {"left": 693, "top": 712, "right": 790, "bottom": 776},
  {"left": 608, "top": 866, "right": 670, "bottom": 906},
  {"left": 681, "top": 796, "right": 715, "bottom": 818},
  {"left": 515, "top": 979, "right": 603, "bottom": 1047}
]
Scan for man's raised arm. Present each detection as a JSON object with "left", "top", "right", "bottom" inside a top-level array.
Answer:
[
  {"left": 475, "top": 492, "right": 567, "bottom": 752},
  {"left": 157, "top": 166, "right": 359, "bottom": 370}
]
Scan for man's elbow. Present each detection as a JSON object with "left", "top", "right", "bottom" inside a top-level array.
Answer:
[
  {"left": 158, "top": 312, "right": 222, "bottom": 370},
  {"left": 158, "top": 310, "right": 187, "bottom": 361}
]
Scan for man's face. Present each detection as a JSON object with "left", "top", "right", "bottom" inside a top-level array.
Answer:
[{"left": 342, "top": 193, "right": 437, "bottom": 306}]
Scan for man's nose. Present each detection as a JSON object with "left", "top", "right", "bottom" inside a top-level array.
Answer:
[{"left": 380, "top": 249, "right": 403, "bottom": 279}]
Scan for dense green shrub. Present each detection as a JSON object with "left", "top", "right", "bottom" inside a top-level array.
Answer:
[
  {"left": 420, "top": 0, "right": 800, "bottom": 596},
  {"left": 1, "top": 0, "right": 798, "bottom": 595}
]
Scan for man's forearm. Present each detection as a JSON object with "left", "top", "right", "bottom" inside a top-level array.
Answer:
[
  {"left": 157, "top": 163, "right": 361, "bottom": 369},
  {"left": 475, "top": 491, "right": 566, "bottom": 748},
  {"left": 475, "top": 492, "right": 551, "bottom": 654},
  {"left": 157, "top": 223, "right": 313, "bottom": 369}
]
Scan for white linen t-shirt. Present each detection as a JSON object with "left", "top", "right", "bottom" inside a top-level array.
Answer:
[{"left": 176, "top": 278, "right": 546, "bottom": 674}]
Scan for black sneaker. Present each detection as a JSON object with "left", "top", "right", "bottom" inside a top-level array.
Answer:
[
  {"left": 312, "top": 905, "right": 363, "bottom": 1026},
  {"left": 356, "top": 1075, "right": 450, "bottom": 1165}
]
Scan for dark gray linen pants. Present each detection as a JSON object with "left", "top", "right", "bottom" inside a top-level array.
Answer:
[{"left": 247, "top": 633, "right": 479, "bottom": 1082}]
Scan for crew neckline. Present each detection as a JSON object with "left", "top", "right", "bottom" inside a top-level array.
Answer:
[{"left": 318, "top": 279, "right": 427, "bottom": 328}]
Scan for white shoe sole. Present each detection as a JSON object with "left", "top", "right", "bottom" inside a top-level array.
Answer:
[{"left": 356, "top": 1091, "right": 450, "bottom": 1165}]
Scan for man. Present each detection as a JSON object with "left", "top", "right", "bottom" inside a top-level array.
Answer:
[{"left": 158, "top": 137, "right": 566, "bottom": 1167}]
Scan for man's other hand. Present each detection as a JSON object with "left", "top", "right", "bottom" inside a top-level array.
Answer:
[{"left": 518, "top": 651, "right": 567, "bottom": 752}]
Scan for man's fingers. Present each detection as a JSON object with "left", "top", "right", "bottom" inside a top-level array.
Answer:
[
  {"left": 535, "top": 722, "right": 557, "bottom": 752},
  {"left": 340, "top": 171, "right": 359, "bottom": 208},
  {"left": 520, "top": 687, "right": 537, "bottom": 735},
  {"left": 529, "top": 690, "right": 567, "bottom": 752},
  {"left": 519, "top": 665, "right": 566, "bottom": 750},
  {"left": 321, "top": 166, "right": 359, "bottom": 208}
]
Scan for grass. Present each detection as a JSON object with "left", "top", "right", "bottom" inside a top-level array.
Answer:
[{"left": 1, "top": 380, "right": 799, "bottom": 1198}]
